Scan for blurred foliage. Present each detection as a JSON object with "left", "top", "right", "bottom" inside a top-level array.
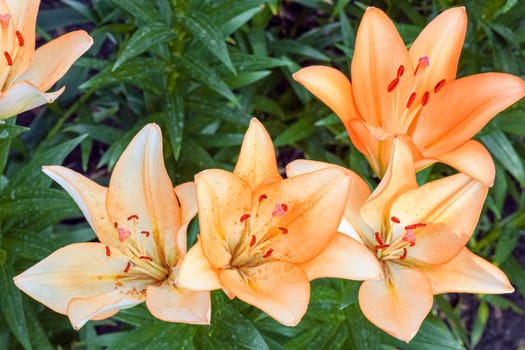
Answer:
[{"left": 0, "top": 0, "right": 524, "bottom": 349}]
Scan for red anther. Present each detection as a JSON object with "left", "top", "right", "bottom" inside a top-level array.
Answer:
[
  {"left": 374, "top": 232, "right": 384, "bottom": 245},
  {"left": 406, "top": 92, "right": 416, "bottom": 108},
  {"left": 140, "top": 256, "right": 153, "bottom": 261},
  {"left": 421, "top": 91, "right": 430, "bottom": 106},
  {"left": 404, "top": 223, "right": 426, "bottom": 230},
  {"left": 4, "top": 52, "right": 12, "bottom": 66},
  {"left": 272, "top": 203, "right": 288, "bottom": 217},
  {"left": 399, "top": 248, "right": 408, "bottom": 260},
  {"left": 250, "top": 235, "right": 256, "bottom": 247},
  {"left": 127, "top": 214, "right": 139, "bottom": 221},
  {"left": 263, "top": 248, "right": 274, "bottom": 258},
  {"left": 281, "top": 204, "right": 288, "bottom": 211},
  {"left": 434, "top": 79, "right": 446, "bottom": 93},
  {"left": 140, "top": 230, "right": 150, "bottom": 237},
  {"left": 118, "top": 227, "right": 131, "bottom": 242},
  {"left": 258, "top": 194, "right": 268, "bottom": 203},
  {"left": 15, "top": 30, "right": 24, "bottom": 47},
  {"left": 278, "top": 227, "right": 288, "bottom": 234},
  {"left": 397, "top": 65, "right": 405, "bottom": 77},
  {"left": 240, "top": 213, "right": 251, "bottom": 223},
  {"left": 390, "top": 216, "right": 400, "bottom": 224},
  {"left": 387, "top": 78, "right": 399, "bottom": 92},
  {"left": 114, "top": 222, "right": 118, "bottom": 228},
  {"left": 105, "top": 246, "right": 111, "bottom": 257},
  {"left": 124, "top": 261, "right": 131, "bottom": 273}
]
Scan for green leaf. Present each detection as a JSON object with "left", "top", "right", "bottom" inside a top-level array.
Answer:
[
  {"left": 481, "top": 130, "right": 525, "bottom": 186},
  {"left": 494, "top": 226, "right": 521, "bottom": 264},
  {"left": 165, "top": 92, "right": 185, "bottom": 160},
  {"left": 273, "top": 116, "right": 316, "bottom": 147},
  {"left": 470, "top": 300, "right": 489, "bottom": 348},
  {"left": 176, "top": 11, "right": 236, "bottom": 73},
  {"left": 0, "top": 122, "right": 28, "bottom": 174},
  {"left": 65, "top": 123, "right": 124, "bottom": 144},
  {"left": 345, "top": 303, "right": 380, "bottom": 350},
  {"left": 111, "top": 0, "right": 157, "bottom": 23},
  {"left": 270, "top": 39, "right": 331, "bottom": 61},
  {"left": 502, "top": 256, "right": 525, "bottom": 300},
  {"left": 113, "top": 22, "right": 177, "bottom": 70}
]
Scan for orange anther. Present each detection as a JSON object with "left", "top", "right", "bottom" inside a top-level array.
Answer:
[
  {"left": 15, "top": 30, "right": 24, "bottom": 46},
  {"left": 390, "top": 216, "right": 400, "bottom": 224},
  {"left": 258, "top": 194, "right": 268, "bottom": 203},
  {"left": 105, "top": 246, "right": 111, "bottom": 257},
  {"left": 124, "top": 261, "right": 131, "bottom": 273},
  {"left": 140, "top": 230, "right": 150, "bottom": 237},
  {"left": 250, "top": 235, "right": 256, "bottom": 247},
  {"left": 127, "top": 214, "right": 139, "bottom": 221},
  {"left": 263, "top": 248, "right": 274, "bottom": 258},
  {"left": 240, "top": 213, "right": 250, "bottom": 223},
  {"left": 4, "top": 51, "right": 12, "bottom": 66},
  {"left": 278, "top": 227, "right": 288, "bottom": 234}
]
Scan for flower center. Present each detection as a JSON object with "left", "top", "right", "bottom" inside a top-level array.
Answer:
[{"left": 373, "top": 216, "right": 425, "bottom": 261}]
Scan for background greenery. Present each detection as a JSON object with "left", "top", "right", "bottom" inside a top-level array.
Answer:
[{"left": 1, "top": 0, "right": 524, "bottom": 349}]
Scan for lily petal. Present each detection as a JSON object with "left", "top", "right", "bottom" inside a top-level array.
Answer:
[
  {"left": 352, "top": 7, "right": 412, "bottom": 129},
  {"left": 233, "top": 118, "right": 282, "bottom": 189},
  {"left": 13, "top": 243, "right": 137, "bottom": 315},
  {"left": 42, "top": 165, "right": 121, "bottom": 249},
  {"left": 293, "top": 66, "right": 359, "bottom": 123},
  {"left": 107, "top": 123, "right": 181, "bottom": 266},
  {"left": 359, "top": 263, "right": 433, "bottom": 342},
  {"left": 174, "top": 181, "right": 198, "bottom": 253},
  {"left": 0, "top": 81, "right": 64, "bottom": 120},
  {"left": 392, "top": 173, "right": 488, "bottom": 264},
  {"left": 420, "top": 248, "right": 514, "bottom": 294},
  {"left": 253, "top": 167, "right": 350, "bottom": 263},
  {"left": 14, "top": 30, "right": 93, "bottom": 91},
  {"left": 301, "top": 232, "right": 382, "bottom": 281},
  {"left": 177, "top": 240, "right": 223, "bottom": 291},
  {"left": 146, "top": 282, "right": 211, "bottom": 324},
  {"left": 195, "top": 169, "right": 250, "bottom": 268},
  {"left": 408, "top": 7, "right": 467, "bottom": 94},
  {"left": 219, "top": 261, "right": 310, "bottom": 326},
  {"left": 413, "top": 73, "right": 525, "bottom": 156}
]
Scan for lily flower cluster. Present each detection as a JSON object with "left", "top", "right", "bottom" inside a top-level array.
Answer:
[{"left": 13, "top": 6, "right": 525, "bottom": 343}]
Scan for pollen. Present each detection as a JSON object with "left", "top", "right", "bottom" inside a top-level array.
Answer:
[
  {"left": 105, "top": 246, "right": 111, "bottom": 257},
  {"left": 15, "top": 30, "right": 24, "bottom": 47},
  {"left": 124, "top": 261, "right": 131, "bottom": 273},
  {"left": 278, "top": 227, "right": 288, "bottom": 234},
  {"left": 240, "top": 213, "right": 251, "bottom": 223},
  {"left": 250, "top": 235, "right": 256, "bottom": 247},
  {"left": 259, "top": 194, "right": 268, "bottom": 203},
  {"left": 263, "top": 248, "right": 274, "bottom": 258},
  {"left": 390, "top": 216, "right": 400, "bottom": 224},
  {"left": 397, "top": 65, "right": 405, "bottom": 77},
  {"left": 434, "top": 79, "right": 446, "bottom": 93},
  {"left": 3, "top": 52, "right": 12, "bottom": 66},
  {"left": 140, "top": 230, "right": 150, "bottom": 237},
  {"left": 127, "top": 214, "right": 139, "bottom": 221},
  {"left": 387, "top": 78, "right": 399, "bottom": 92},
  {"left": 421, "top": 91, "right": 430, "bottom": 106},
  {"left": 406, "top": 92, "right": 416, "bottom": 109}
]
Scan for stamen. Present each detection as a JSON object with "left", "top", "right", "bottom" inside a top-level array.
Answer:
[
  {"left": 127, "top": 214, "right": 139, "bottom": 221},
  {"left": 258, "top": 194, "right": 268, "bottom": 203},
  {"left": 4, "top": 52, "right": 12, "bottom": 66},
  {"left": 263, "top": 248, "right": 274, "bottom": 258},
  {"left": 421, "top": 91, "right": 430, "bottom": 106},
  {"left": 404, "top": 223, "right": 426, "bottom": 230},
  {"left": 240, "top": 213, "right": 250, "bottom": 223},
  {"left": 15, "top": 30, "right": 24, "bottom": 47},
  {"left": 118, "top": 227, "right": 131, "bottom": 242},
  {"left": 399, "top": 248, "right": 408, "bottom": 260},
  {"left": 124, "top": 261, "right": 131, "bottom": 273},
  {"left": 387, "top": 78, "right": 399, "bottom": 92},
  {"left": 140, "top": 256, "right": 153, "bottom": 261},
  {"left": 105, "top": 246, "right": 111, "bottom": 257},
  {"left": 397, "top": 65, "right": 405, "bottom": 77},
  {"left": 272, "top": 203, "right": 288, "bottom": 217},
  {"left": 114, "top": 222, "right": 118, "bottom": 228},
  {"left": 0, "top": 14, "right": 10, "bottom": 29},
  {"left": 406, "top": 92, "right": 416, "bottom": 108},
  {"left": 434, "top": 79, "right": 446, "bottom": 93},
  {"left": 140, "top": 230, "right": 150, "bottom": 237},
  {"left": 374, "top": 232, "right": 390, "bottom": 249},
  {"left": 250, "top": 235, "right": 256, "bottom": 247},
  {"left": 390, "top": 216, "right": 400, "bottom": 224},
  {"left": 278, "top": 227, "right": 288, "bottom": 234},
  {"left": 374, "top": 232, "right": 384, "bottom": 245}
]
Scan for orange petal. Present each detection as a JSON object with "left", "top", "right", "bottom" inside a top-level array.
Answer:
[
  {"left": 361, "top": 138, "right": 417, "bottom": 235},
  {"left": 359, "top": 263, "right": 433, "bottom": 342},
  {"left": 409, "top": 7, "right": 467, "bottom": 93},
  {"left": 292, "top": 66, "right": 359, "bottom": 123},
  {"left": 14, "top": 30, "right": 93, "bottom": 91},
  {"left": 253, "top": 167, "right": 349, "bottom": 263},
  {"left": 0, "top": 82, "right": 64, "bottom": 120},
  {"left": 13, "top": 243, "right": 138, "bottom": 315},
  {"left": 176, "top": 240, "right": 223, "bottom": 291},
  {"left": 392, "top": 173, "right": 488, "bottom": 264},
  {"left": 420, "top": 248, "right": 514, "bottom": 294},
  {"left": 174, "top": 181, "right": 198, "bottom": 253},
  {"left": 107, "top": 124, "right": 181, "bottom": 266},
  {"left": 351, "top": 7, "right": 412, "bottom": 129},
  {"left": 301, "top": 232, "right": 382, "bottom": 281},
  {"left": 219, "top": 261, "right": 310, "bottom": 326},
  {"left": 422, "top": 140, "right": 495, "bottom": 187},
  {"left": 413, "top": 73, "right": 525, "bottom": 156},
  {"left": 68, "top": 291, "right": 142, "bottom": 330},
  {"left": 42, "top": 165, "right": 121, "bottom": 249},
  {"left": 195, "top": 169, "right": 249, "bottom": 268},
  {"left": 146, "top": 281, "right": 211, "bottom": 324},
  {"left": 233, "top": 118, "right": 282, "bottom": 189}
]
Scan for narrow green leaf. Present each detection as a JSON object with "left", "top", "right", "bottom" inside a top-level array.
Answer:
[
  {"left": 113, "top": 22, "right": 177, "bottom": 70},
  {"left": 65, "top": 123, "right": 124, "bottom": 144},
  {"left": 502, "top": 256, "right": 525, "bottom": 300},
  {"left": 470, "top": 301, "right": 489, "bottom": 348},
  {"left": 176, "top": 11, "right": 236, "bottom": 73},
  {"left": 165, "top": 92, "right": 185, "bottom": 160},
  {"left": 0, "top": 122, "right": 28, "bottom": 174},
  {"left": 110, "top": 0, "right": 156, "bottom": 23},
  {"left": 227, "top": 70, "right": 271, "bottom": 88},
  {"left": 481, "top": 130, "right": 525, "bottom": 185},
  {"left": 494, "top": 226, "right": 521, "bottom": 264},
  {"left": 273, "top": 116, "right": 316, "bottom": 147},
  {"left": 345, "top": 303, "right": 380, "bottom": 350},
  {"left": 270, "top": 40, "right": 331, "bottom": 61}
]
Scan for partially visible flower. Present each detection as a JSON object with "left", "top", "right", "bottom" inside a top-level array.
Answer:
[
  {"left": 14, "top": 124, "right": 210, "bottom": 329},
  {"left": 287, "top": 138, "right": 513, "bottom": 342},
  {"left": 0, "top": 0, "right": 93, "bottom": 120},
  {"left": 293, "top": 7, "right": 525, "bottom": 186},
  {"left": 177, "top": 118, "right": 381, "bottom": 326}
]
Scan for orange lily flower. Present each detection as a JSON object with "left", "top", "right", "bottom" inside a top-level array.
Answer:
[
  {"left": 0, "top": 0, "right": 93, "bottom": 120},
  {"left": 293, "top": 7, "right": 525, "bottom": 186},
  {"left": 14, "top": 124, "right": 210, "bottom": 329},
  {"left": 177, "top": 118, "right": 381, "bottom": 326},
  {"left": 287, "top": 138, "right": 513, "bottom": 342}
]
